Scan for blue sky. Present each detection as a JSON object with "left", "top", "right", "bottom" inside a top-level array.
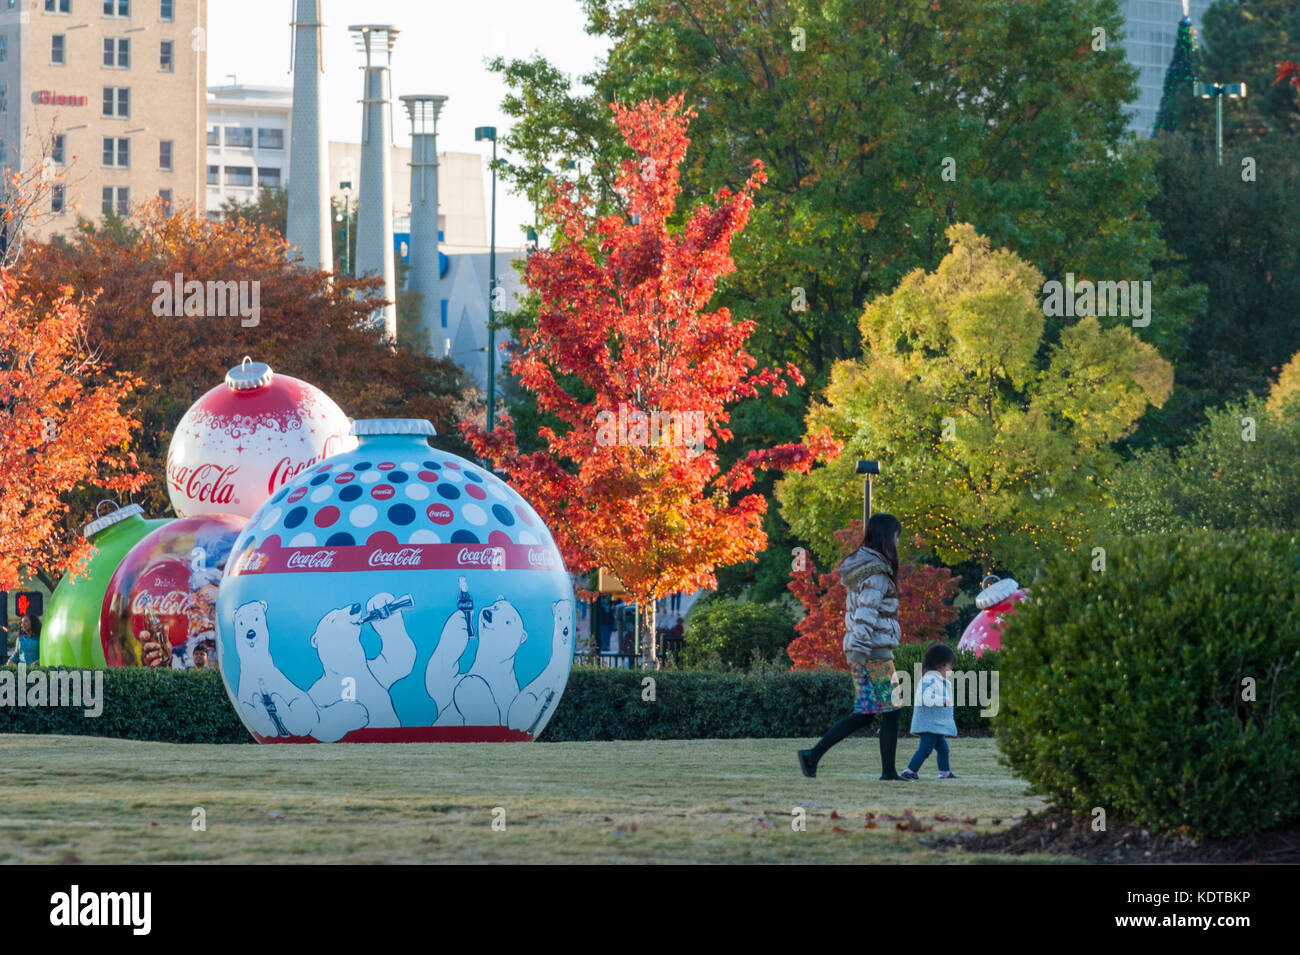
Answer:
[{"left": 207, "top": 0, "right": 610, "bottom": 243}]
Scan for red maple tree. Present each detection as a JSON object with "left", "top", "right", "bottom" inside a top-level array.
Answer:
[
  {"left": 1274, "top": 61, "right": 1300, "bottom": 105},
  {"left": 0, "top": 269, "right": 147, "bottom": 589},
  {"left": 464, "top": 95, "right": 838, "bottom": 665},
  {"left": 787, "top": 524, "right": 961, "bottom": 671}
]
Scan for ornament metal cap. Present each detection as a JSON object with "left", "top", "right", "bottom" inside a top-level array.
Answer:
[
  {"left": 350, "top": 418, "right": 438, "bottom": 438},
  {"left": 225, "top": 356, "right": 274, "bottom": 391},
  {"left": 83, "top": 500, "right": 145, "bottom": 539},
  {"left": 975, "top": 576, "right": 1021, "bottom": 610}
]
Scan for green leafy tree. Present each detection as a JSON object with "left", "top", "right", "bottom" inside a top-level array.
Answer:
[
  {"left": 219, "top": 185, "right": 287, "bottom": 235},
  {"left": 1109, "top": 385, "right": 1300, "bottom": 535},
  {"left": 778, "top": 224, "right": 1174, "bottom": 574},
  {"left": 1154, "top": 16, "right": 1201, "bottom": 136}
]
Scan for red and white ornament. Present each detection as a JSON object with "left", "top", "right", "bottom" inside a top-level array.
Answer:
[
  {"left": 166, "top": 358, "right": 357, "bottom": 518},
  {"left": 957, "top": 575, "right": 1030, "bottom": 657}
]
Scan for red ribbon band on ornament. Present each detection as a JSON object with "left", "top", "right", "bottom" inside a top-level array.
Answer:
[{"left": 229, "top": 542, "right": 563, "bottom": 575}]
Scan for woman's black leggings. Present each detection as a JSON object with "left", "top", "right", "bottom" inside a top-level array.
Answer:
[{"left": 809, "top": 709, "right": 901, "bottom": 777}]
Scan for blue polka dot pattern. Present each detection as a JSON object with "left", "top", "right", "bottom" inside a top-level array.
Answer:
[
  {"left": 388, "top": 504, "right": 415, "bottom": 525},
  {"left": 450, "top": 529, "right": 479, "bottom": 543},
  {"left": 339, "top": 484, "right": 362, "bottom": 502},
  {"left": 284, "top": 506, "right": 308, "bottom": 529},
  {"left": 387, "top": 471, "right": 408, "bottom": 483},
  {"left": 326, "top": 532, "right": 355, "bottom": 546},
  {"left": 436, "top": 483, "right": 460, "bottom": 500},
  {"left": 354, "top": 461, "right": 372, "bottom": 471},
  {"left": 492, "top": 504, "right": 515, "bottom": 525},
  {"left": 310, "top": 473, "right": 330, "bottom": 486}
]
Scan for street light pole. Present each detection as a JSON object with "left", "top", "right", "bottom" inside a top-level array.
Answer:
[
  {"left": 475, "top": 126, "right": 499, "bottom": 432},
  {"left": 1194, "top": 81, "right": 1247, "bottom": 166},
  {"left": 339, "top": 182, "right": 352, "bottom": 276}
]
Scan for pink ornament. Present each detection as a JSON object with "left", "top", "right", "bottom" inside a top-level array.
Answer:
[
  {"left": 957, "top": 575, "right": 1030, "bottom": 657},
  {"left": 165, "top": 359, "right": 357, "bottom": 518}
]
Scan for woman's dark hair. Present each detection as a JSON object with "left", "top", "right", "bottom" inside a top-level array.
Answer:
[
  {"left": 923, "top": 642, "right": 957, "bottom": 673},
  {"left": 861, "top": 512, "right": 902, "bottom": 579},
  {"left": 23, "top": 614, "right": 40, "bottom": 638}
]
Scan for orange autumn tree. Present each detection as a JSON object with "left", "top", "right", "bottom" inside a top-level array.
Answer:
[
  {"left": 787, "top": 524, "right": 961, "bottom": 671},
  {"left": 465, "top": 95, "right": 837, "bottom": 666},
  {"left": 0, "top": 270, "right": 146, "bottom": 589}
]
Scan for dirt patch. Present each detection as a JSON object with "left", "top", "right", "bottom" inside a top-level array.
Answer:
[{"left": 937, "top": 807, "right": 1300, "bottom": 864}]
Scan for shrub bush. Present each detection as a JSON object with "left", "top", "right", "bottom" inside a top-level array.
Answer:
[
  {"left": 679, "top": 598, "right": 796, "bottom": 669},
  {"left": 996, "top": 531, "right": 1300, "bottom": 839},
  {"left": 0, "top": 649, "right": 1001, "bottom": 742}
]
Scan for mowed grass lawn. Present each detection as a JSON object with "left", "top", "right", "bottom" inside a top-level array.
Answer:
[{"left": 0, "top": 734, "right": 1065, "bottom": 863}]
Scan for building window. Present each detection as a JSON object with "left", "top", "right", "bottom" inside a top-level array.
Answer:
[
  {"left": 52, "top": 184, "right": 66, "bottom": 214},
  {"left": 0, "top": 86, "right": 7, "bottom": 115},
  {"left": 158, "top": 188, "right": 172, "bottom": 216},
  {"left": 45, "top": 0, "right": 72, "bottom": 13},
  {"left": 257, "top": 128, "right": 284, "bottom": 151},
  {"left": 52, "top": 134, "right": 65, "bottom": 164},
  {"left": 160, "top": 0, "right": 173, "bottom": 20},
  {"left": 224, "top": 126, "right": 252, "bottom": 149},
  {"left": 104, "top": 0, "right": 130, "bottom": 16},
  {"left": 103, "top": 136, "right": 129, "bottom": 167},
  {"left": 104, "top": 37, "right": 130, "bottom": 68},
  {"left": 102, "top": 186, "right": 129, "bottom": 215},
  {"left": 102, "top": 86, "right": 129, "bottom": 118},
  {"left": 206, "top": 164, "right": 219, "bottom": 185},
  {"left": 0, "top": 36, "right": 8, "bottom": 64},
  {"left": 206, "top": 126, "right": 218, "bottom": 146},
  {"left": 257, "top": 167, "right": 281, "bottom": 188},
  {"left": 225, "top": 166, "right": 253, "bottom": 187},
  {"left": 159, "top": 139, "right": 172, "bottom": 170},
  {"left": 159, "top": 39, "right": 173, "bottom": 71},
  {"left": 51, "top": 34, "right": 65, "bottom": 64}
]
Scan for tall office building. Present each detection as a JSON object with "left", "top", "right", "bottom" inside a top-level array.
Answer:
[
  {"left": 0, "top": 0, "right": 207, "bottom": 241},
  {"left": 1120, "top": 0, "right": 1214, "bottom": 136}
]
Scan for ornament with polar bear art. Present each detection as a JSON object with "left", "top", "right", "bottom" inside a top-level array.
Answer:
[{"left": 216, "top": 418, "right": 575, "bottom": 742}]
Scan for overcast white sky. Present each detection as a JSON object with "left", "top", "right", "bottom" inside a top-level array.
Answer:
[{"left": 206, "top": 0, "right": 610, "bottom": 243}]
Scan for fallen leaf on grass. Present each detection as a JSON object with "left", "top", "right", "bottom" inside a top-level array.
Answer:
[
  {"left": 962, "top": 816, "right": 978, "bottom": 825},
  {"left": 830, "top": 810, "right": 840, "bottom": 820},
  {"left": 421, "top": 833, "right": 440, "bottom": 844},
  {"left": 60, "top": 853, "right": 81, "bottom": 865},
  {"left": 895, "top": 810, "right": 932, "bottom": 833},
  {"left": 934, "top": 813, "right": 952, "bottom": 822},
  {"left": 831, "top": 826, "right": 848, "bottom": 835},
  {"left": 751, "top": 815, "right": 774, "bottom": 830},
  {"left": 865, "top": 820, "right": 879, "bottom": 829},
  {"left": 991, "top": 818, "right": 1002, "bottom": 825}
]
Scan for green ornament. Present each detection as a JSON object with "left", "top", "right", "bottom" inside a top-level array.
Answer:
[{"left": 41, "top": 503, "right": 172, "bottom": 668}]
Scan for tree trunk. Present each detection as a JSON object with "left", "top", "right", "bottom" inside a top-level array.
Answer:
[{"left": 644, "top": 601, "right": 658, "bottom": 670}]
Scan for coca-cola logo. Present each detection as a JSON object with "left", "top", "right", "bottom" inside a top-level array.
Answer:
[
  {"left": 287, "top": 487, "right": 308, "bottom": 503},
  {"left": 166, "top": 456, "right": 238, "bottom": 505},
  {"left": 131, "top": 589, "right": 188, "bottom": 615},
  {"left": 267, "top": 433, "right": 347, "bottom": 494},
  {"left": 368, "top": 547, "right": 422, "bottom": 568},
  {"left": 286, "top": 549, "right": 338, "bottom": 569},
  {"left": 527, "top": 548, "right": 558, "bottom": 568},
  {"left": 426, "top": 503, "right": 453, "bottom": 525},
  {"left": 456, "top": 546, "right": 505, "bottom": 567},
  {"left": 371, "top": 484, "right": 395, "bottom": 501},
  {"left": 233, "top": 550, "right": 268, "bottom": 573}
]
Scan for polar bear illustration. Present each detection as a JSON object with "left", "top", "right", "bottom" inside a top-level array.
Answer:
[
  {"left": 307, "top": 593, "right": 417, "bottom": 730},
  {"left": 507, "top": 599, "right": 574, "bottom": 733},
  {"left": 231, "top": 600, "right": 368, "bottom": 742},
  {"left": 433, "top": 596, "right": 528, "bottom": 727}
]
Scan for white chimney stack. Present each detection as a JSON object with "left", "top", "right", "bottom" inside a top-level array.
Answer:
[
  {"left": 286, "top": 0, "right": 333, "bottom": 271},
  {"left": 350, "top": 24, "right": 399, "bottom": 338},
  {"left": 400, "top": 94, "right": 448, "bottom": 352}
]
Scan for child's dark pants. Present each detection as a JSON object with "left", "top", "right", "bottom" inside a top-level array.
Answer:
[{"left": 906, "top": 732, "right": 950, "bottom": 773}]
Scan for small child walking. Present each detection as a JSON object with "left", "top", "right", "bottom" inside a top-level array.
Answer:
[{"left": 900, "top": 643, "right": 958, "bottom": 780}]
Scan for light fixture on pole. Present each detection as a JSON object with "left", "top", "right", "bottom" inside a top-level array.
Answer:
[
  {"left": 338, "top": 180, "right": 352, "bottom": 276},
  {"left": 1194, "top": 81, "right": 1246, "bottom": 166},
  {"left": 474, "top": 125, "right": 498, "bottom": 431}
]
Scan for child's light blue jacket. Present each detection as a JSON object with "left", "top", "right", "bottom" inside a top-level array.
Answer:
[{"left": 909, "top": 670, "right": 957, "bottom": 737}]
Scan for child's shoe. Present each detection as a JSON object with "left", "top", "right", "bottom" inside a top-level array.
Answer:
[
  {"left": 938, "top": 771, "right": 958, "bottom": 779},
  {"left": 898, "top": 769, "right": 920, "bottom": 780},
  {"left": 797, "top": 749, "right": 817, "bottom": 778}
]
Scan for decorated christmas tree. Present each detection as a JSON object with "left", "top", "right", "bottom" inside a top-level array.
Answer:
[{"left": 1154, "top": 16, "right": 1200, "bottom": 135}]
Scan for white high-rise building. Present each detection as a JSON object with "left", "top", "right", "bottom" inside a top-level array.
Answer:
[{"left": 1119, "top": 0, "right": 1215, "bottom": 136}]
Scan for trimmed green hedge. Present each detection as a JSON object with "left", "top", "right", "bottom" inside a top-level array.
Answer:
[
  {"left": 0, "top": 646, "right": 1000, "bottom": 742},
  {"left": 996, "top": 531, "right": 1300, "bottom": 839},
  {"left": 678, "top": 597, "right": 796, "bottom": 668}
]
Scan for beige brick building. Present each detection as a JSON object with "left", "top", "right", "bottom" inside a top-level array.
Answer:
[{"left": 0, "top": 0, "right": 206, "bottom": 241}]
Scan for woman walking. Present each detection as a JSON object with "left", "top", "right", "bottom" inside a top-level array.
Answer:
[{"left": 798, "top": 513, "right": 904, "bottom": 780}]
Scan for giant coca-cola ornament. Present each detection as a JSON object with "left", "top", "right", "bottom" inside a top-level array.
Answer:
[
  {"left": 216, "top": 419, "right": 575, "bottom": 744},
  {"left": 166, "top": 358, "right": 357, "bottom": 519},
  {"left": 957, "top": 575, "right": 1030, "bottom": 658},
  {"left": 100, "top": 514, "right": 246, "bottom": 669}
]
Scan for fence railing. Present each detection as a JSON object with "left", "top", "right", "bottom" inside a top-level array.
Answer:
[{"left": 574, "top": 637, "right": 684, "bottom": 670}]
